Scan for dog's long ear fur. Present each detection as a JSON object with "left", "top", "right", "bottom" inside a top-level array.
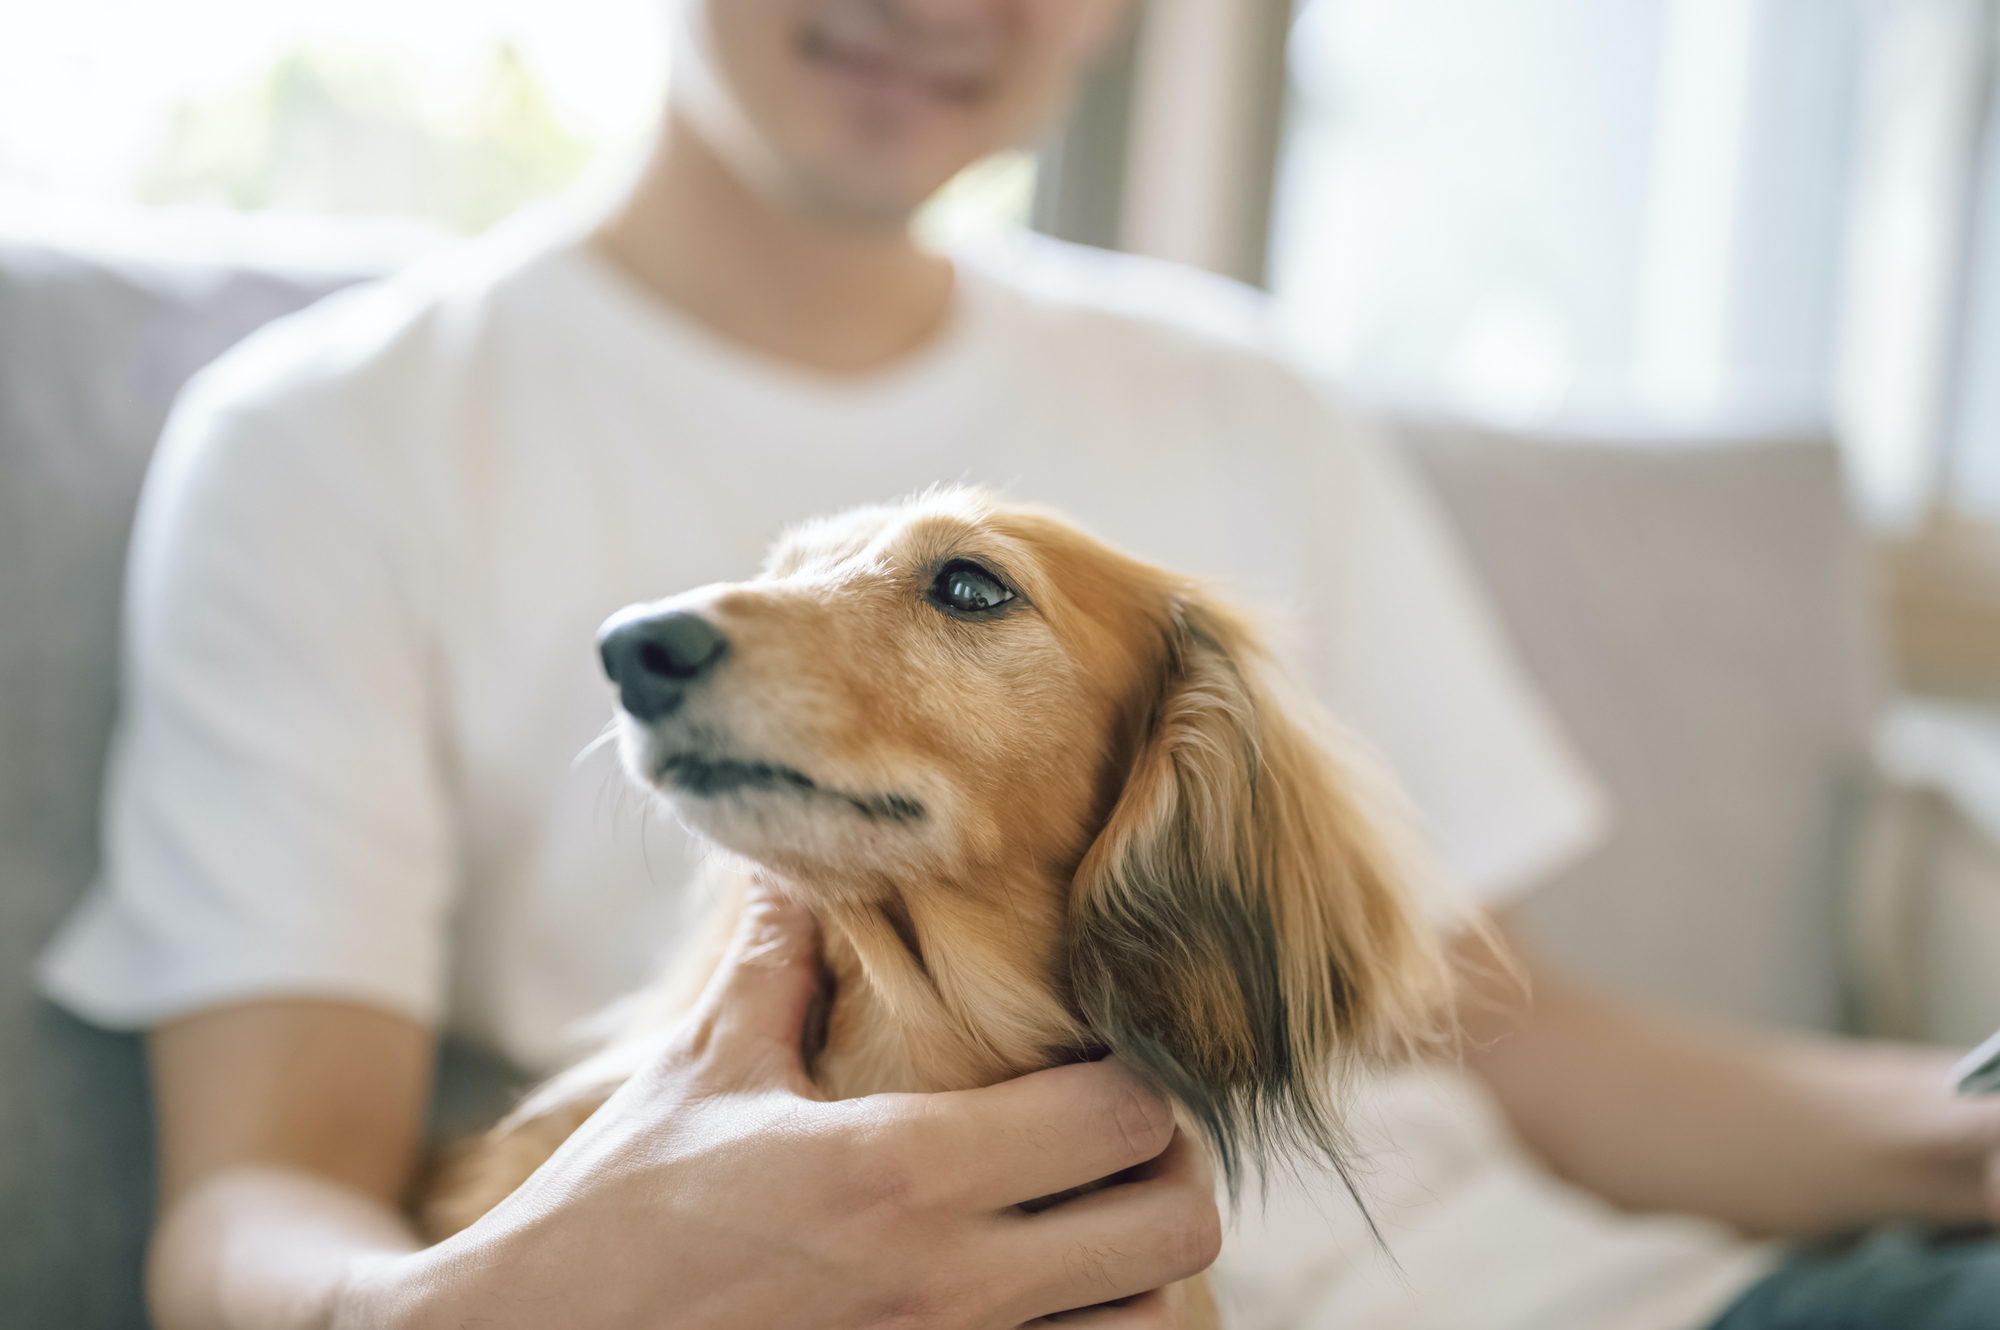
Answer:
[{"left": 1068, "top": 593, "right": 1455, "bottom": 1194}]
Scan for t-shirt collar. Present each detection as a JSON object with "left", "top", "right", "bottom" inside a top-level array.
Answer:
[{"left": 553, "top": 233, "right": 1002, "bottom": 406}]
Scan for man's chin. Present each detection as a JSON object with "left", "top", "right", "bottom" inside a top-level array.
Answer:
[
  {"left": 773, "top": 157, "right": 944, "bottom": 231},
  {"left": 760, "top": 116, "right": 995, "bottom": 221}
]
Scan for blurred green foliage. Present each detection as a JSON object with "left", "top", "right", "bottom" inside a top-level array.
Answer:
[{"left": 137, "top": 43, "right": 594, "bottom": 234}]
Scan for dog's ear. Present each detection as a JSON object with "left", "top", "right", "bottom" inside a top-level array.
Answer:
[{"left": 1067, "top": 593, "right": 1456, "bottom": 1192}]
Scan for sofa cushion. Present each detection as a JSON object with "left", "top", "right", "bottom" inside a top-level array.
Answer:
[{"left": 1402, "top": 426, "right": 1887, "bottom": 1033}]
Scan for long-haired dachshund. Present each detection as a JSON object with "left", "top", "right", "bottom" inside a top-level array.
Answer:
[{"left": 420, "top": 489, "right": 1458, "bottom": 1322}]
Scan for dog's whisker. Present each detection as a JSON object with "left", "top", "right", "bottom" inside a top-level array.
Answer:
[
  {"left": 571, "top": 722, "right": 622, "bottom": 773},
  {"left": 594, "top": 763, "right": 627, "bottom": 836}
]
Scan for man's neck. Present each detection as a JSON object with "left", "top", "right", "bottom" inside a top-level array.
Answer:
[{"left": 595, "top": 114, "right": 956, "bottom": 376}]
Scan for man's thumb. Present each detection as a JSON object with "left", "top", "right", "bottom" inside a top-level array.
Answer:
[{"left": 694, "top": 879, "right": 826, "bottom": 1091}]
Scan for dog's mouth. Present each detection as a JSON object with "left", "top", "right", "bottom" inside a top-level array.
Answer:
[{"left": 654, "top": 751, "right": 927, "bottom": 825}]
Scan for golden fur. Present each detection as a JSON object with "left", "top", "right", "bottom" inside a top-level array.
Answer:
[{"left": 419, "top": 490, "right": 1460, "bottom": 1319}]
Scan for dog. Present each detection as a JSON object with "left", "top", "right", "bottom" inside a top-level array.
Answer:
[{"left": 419, "top": 488, "right": 1459, "bottom": 1321}]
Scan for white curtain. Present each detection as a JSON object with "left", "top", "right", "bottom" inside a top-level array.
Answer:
[{"left": 1269, "top": 0, "right": 1998, "bottom": 526}]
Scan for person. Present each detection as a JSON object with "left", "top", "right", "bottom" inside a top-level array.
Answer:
[{"left": 34, "top": 1, "right": 2000, "bottom": 1327}]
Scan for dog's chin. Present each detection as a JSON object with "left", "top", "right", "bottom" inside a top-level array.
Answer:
[{"left": 617, "top": 725, "right": 934, "bottom": 887}]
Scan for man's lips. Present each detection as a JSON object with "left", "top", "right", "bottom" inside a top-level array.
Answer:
[
  {"left": 796, "top": 26, "right": 991, "bottom": 106},
  {"left": 655, "top": 751, "right": 927, "bottom": 825}
]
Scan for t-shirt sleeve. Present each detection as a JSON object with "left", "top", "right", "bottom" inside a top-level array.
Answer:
[
  {"left": 37, "top": 366, "right": 456, "bottom": 1030},
  {"left": 1306, "top": 400, "right": 1609, "bottom": 909}
]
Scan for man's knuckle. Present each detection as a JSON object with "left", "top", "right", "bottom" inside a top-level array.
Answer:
[
  {"left": 1111, "top": 1083, "right": 1170, "bottom": 1162},
  {"left": 855, "top": 1147, "right": 946, "bottom": 1223},
  {"left": 876, "top": 1276, "right": 977, "bottom": 1330},
  {"left": 822, "top": 1106, "right": 931, "bottom": 1219},
  {"left": 1064, "top": 1240, "right": 1123, "bottom": 1289}
]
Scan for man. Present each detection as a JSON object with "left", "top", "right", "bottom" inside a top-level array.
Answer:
[{"left": 37, "top": 2, "right": 2000, "bottom": 1327}]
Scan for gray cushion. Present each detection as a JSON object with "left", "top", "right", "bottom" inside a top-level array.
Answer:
[{"left": 1401, "top": 426, "right": 1888, "bottom": 1034}]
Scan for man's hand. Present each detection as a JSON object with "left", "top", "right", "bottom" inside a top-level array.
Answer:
[{"left": 344, "top": 885, "right": 1220, "bottom": 1329}]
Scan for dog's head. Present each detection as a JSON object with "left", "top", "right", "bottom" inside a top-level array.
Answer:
[{"left": 602, "top": 488, "right": 1453, "bottom": 1183}]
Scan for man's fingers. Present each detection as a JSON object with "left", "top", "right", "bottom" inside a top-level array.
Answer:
[
  {"left": 1119, "top": 1117, "right": 1216, "bottom": 1191},
  {"left": 920, "top": 1061, "right": 1178, "bottom": 1210},
  {"left": 1024, "top": 1288, "right": 1168, "bottom": 1326},
  {"left": 1024, "top": 1285, "right": 1190, "bottom": 1327},
  {"left": 688, "top": 880, "right": 825, "bottom": 1090},
  {"left": 997, "top": 1130, "right": 1221, "bottom": 1325}
]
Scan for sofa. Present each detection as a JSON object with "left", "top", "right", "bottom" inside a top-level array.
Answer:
[
  {"left": 0, "top": 227, "right": 524, "bottom": 1326},
  {"left": 0, "top": 216, "right": 1960, "bottom": 1323}
]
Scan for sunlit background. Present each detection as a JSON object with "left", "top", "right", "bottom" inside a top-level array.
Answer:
[
  {"left": 0, "top": 0, "right": 663, "bottom": 231},
  {"left": 3, "top": 0, "right": 1995, "bottom": 525},
  {"left": 1267, "top": 0, "right": 1995, "bottom": 529}
]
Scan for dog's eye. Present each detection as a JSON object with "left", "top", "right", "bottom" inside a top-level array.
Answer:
[{"left": 932, "top": 561, "right": 1014, "bottom": 614}]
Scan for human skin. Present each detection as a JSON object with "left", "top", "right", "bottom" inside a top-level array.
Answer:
[{"left": 1460, "top": 918, "right": 2000, "bottom": 1238}]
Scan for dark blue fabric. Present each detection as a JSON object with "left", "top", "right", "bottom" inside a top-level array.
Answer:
[{"left": 1707, "top": 1224, "right": 2000, "bottom": 1330}]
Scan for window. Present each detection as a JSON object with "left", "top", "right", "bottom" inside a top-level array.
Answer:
[
  {"left": 1270, "top": 0, "right": 1860, "bottom": 440},
  {"left": 1045, "top": 0, "right": 1997, "bottom": 526},
  {"left": 0, "top": 1, "right": 666, "bottom": 235}
]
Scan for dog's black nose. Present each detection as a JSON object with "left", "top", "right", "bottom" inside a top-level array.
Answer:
[{"left": 598, "top": 611, "right": 729, "bottom": 722}]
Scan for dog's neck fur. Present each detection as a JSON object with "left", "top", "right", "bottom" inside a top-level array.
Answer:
[{"left": 812, "top": 871, "right": 1087, "bottom": 1098}]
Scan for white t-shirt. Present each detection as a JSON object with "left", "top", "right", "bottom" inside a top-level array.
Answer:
[{"left": 38, "top": 213, "right": 1768, "bottom": 1327}]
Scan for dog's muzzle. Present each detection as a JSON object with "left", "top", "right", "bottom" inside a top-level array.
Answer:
[{"left": 598, "top": 609, "right": 729, "bottom": 721}]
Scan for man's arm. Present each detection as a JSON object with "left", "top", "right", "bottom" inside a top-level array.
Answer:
[
  {"left": 1462, "top": 912, "right": 2000, "bottom": 1237},
  {"left": 147, "top": 1001, "right": 434, "bottom": 1330}
]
